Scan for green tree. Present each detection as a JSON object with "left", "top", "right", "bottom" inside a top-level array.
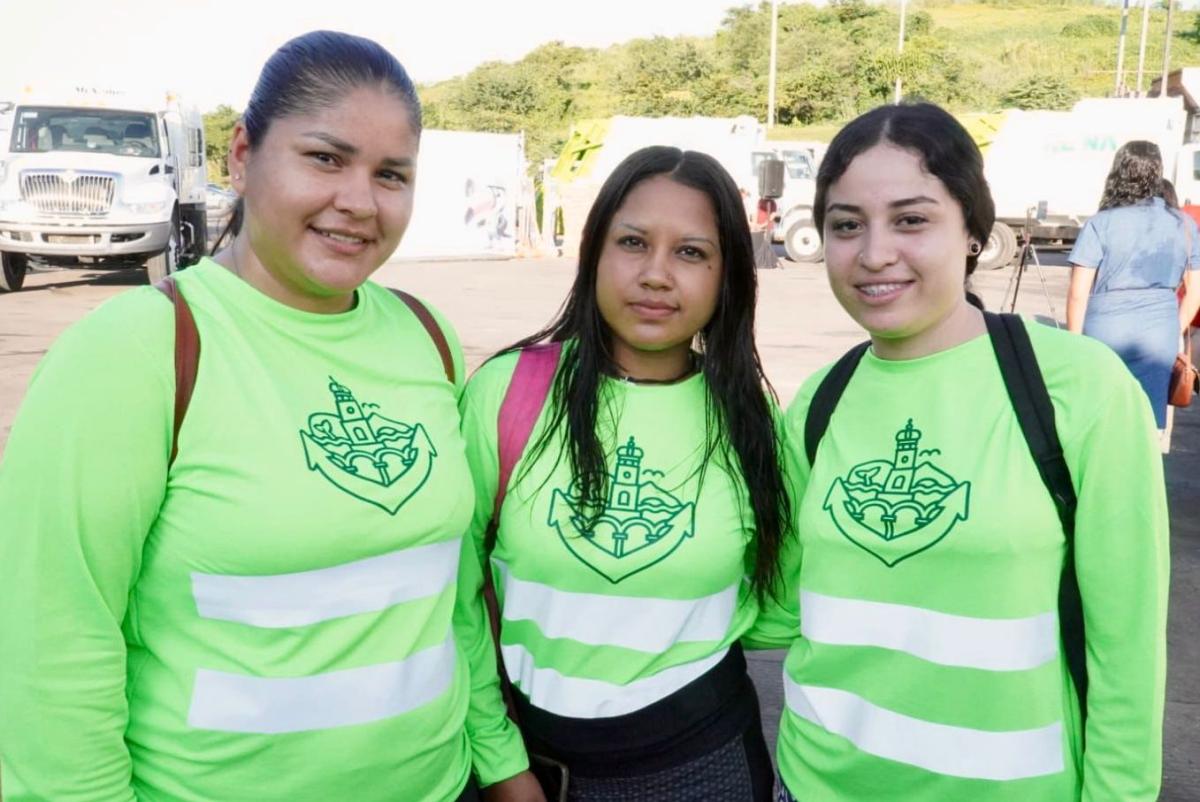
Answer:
[
  {"left": 202, "top": 105, "right": 240, "bottom": 183},
  {"left": 613, "top": 37, "right": 715, "bottom": 117},
  {"left": 1000, "top": 75, "right": 1080, "bottom": 109}
]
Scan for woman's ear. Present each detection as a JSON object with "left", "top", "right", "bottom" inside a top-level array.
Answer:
[{"left": 227, "top": 122, "right": 252, "bottom": 196}]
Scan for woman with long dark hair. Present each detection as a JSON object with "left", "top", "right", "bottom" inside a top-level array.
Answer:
[
  {"left": 763, "top": 102, "right": 1168, "bottom": 801},
  {"left": 0, "top": 31, "right": 500, "bottom": 801},
  {"left": 458, "top": 146, "right": 791, "bottom": 801},
  {"left": 1067, "top": 140, "right": 1200, "bottom": 432}
]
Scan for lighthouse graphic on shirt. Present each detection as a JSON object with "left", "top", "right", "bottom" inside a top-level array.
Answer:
[
  {"left": 824, "top": 419, "right": 971, "bottom": 567},
  {"left": 299, "top": 378, "right": 436, "bottom": 515},
  {"left": 548, "top": 435, "right": 696, "bottom": 583}
]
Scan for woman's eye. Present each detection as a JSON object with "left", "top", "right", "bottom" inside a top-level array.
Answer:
[
  {"left": 308, "top": 151, "right": 338, "bottom": 167},
  {"left": 830, "top": 219, "right": 861, "bottom": 234},
  {"left": 896, "top": 214, "right": 927, "bottom": 227},
  {"left": 379, "top": 170, "right": 408, "bottom": 185},
  {"left": 678, "top": 246, "right": 707, "bottom": 261},
  {"left": 616, "top": 235, "right": 645, "bottom": 249}
]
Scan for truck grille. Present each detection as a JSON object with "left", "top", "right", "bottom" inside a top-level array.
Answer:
[{"left": 20, "top": 171, "right": 117, "bottom": 216}]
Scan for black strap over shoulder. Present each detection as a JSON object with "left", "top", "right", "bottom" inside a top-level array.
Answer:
[
  {"left": 982, "top": 313, "right": 1078, "bottom": 536},
  {"left": 804, "top": 341, "right": 870, "bottom": 466},
  {"left": 983, "top": 312, "right": 1087, "bottom": 727}
]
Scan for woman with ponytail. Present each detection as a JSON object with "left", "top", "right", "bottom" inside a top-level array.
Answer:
[
  {"left": 0, "top": 31, "right": 506, "bottom": 802},
  {"left": 758, "top": 102, "right": 1169, "bottom": 802}
]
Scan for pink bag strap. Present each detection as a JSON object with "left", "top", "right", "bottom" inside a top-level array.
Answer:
[{"left": 492, "top": 342, "right": 562, "bottom": 526}]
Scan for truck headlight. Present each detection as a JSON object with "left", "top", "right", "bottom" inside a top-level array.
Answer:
[{"left": 126, "top": 200, "right": 173, "bottom": 216}]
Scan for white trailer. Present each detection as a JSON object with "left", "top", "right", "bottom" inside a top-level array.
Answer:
[
  {"left": 978, "top": 96, "right": 1198, "bottom": 270},
  {"left": 0, "top": 86, "right": 207, "bottom": 291}
]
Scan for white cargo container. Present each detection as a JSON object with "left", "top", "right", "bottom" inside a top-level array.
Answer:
[{"left": 978, "top": 95, "right": 1199, "bottom": 270}]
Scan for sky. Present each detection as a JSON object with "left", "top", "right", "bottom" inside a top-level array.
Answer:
[{"left": 3, "top": 0, "right": 1196, "bottom": 113}]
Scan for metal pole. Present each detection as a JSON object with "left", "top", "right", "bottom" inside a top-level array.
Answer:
[
  {"left": 1162, "top": 0, "right": 1176, "bottom": 95},
  {"left": 894, "top": 0, "right": 908, "bottom": 104},
  {"left": 1136, "top": 0, "right": 1152, "bottom": 95},
  {"left": 1115, "top": 0, "right": 1130, "bottom": 96},
  {"left": 767, "top": 0, "right": 778, "bottom": 129}
]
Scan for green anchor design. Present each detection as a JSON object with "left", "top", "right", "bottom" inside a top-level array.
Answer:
[
  {"left": 823, "top": 419, "right": 971, "bottom": 567},
  {"left": 299, "top": 378, "right": 436, "bottom": 515},
  {"left": 547, "top": 436, "right": 696, "bottom": 583}
]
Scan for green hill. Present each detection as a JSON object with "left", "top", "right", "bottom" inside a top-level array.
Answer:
[{"left": 418, "top": 0, "right": 1200, "bottom": 162}]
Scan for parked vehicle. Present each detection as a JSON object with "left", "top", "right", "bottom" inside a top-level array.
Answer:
[
  {"left": 977, "top": 95, "right": 1199, "bottom": 270},
  {"left": 0, "top": 85, "right": 207, "bottom": 291},
  {"left": 750, "top": 142, "right": 824, "bottom": 263}
]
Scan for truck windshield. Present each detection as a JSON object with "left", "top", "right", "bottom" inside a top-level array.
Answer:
[
  {"left": 9, "top": 106, "right": 161, "bottom": 158},
  {"left": 781, "top": 151, "right": 814, "bottom": 180}
]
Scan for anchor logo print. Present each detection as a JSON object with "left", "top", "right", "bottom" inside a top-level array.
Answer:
[
  {"left": 299, "top": 378, "right": 436, "bottom": 515},
  {"left": 824, "top": 419, "right": 971, "bottom": 567},
  {"left": 548, "top": 436, "right": 696, "bottom": 583}
]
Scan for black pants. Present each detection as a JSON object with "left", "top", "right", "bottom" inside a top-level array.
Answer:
[{"left": 455, "top": 777, "right": 480, "bottom": 802}]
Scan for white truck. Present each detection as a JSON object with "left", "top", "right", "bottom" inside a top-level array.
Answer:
[
  {"left": 750, "top": 141, "right": 825, "bottom": 263},
  {"left": 754, "top": 98, "right": 1199, "bottom": 269},
  {"left": 977, "top": 95, "right": 1200, "bottom": 270},
  {"left": 0, "top": 86, "right": 207, "bottom": 291}
]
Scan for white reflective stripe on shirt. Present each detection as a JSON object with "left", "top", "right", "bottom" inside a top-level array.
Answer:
[
  {"left": 497, "top": 562, "right": 738, "bottom": 653},
  {"left": 783, "top": 679, "right": 1064, "bottom": 781},
  {"left": 502, "top": 642, "right": 727, "bottom": 719},
  {"left": 191, "top": 538, "right": 462, "bottom": 628},
  {"left": 188, "top": 636, "right": 457, "bottom": 734},
  {"left": 800, "top": 590, "right": 1059, "bottom": 671}
]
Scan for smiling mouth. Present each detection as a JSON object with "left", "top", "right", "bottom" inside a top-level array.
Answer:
[
  {"left": 311, "top": 226, "right": 372, "bottom": 246},
  {"left": 857, "top": 281, "right": 912, "bottom": 298}
]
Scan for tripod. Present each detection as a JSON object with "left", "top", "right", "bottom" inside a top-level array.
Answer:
[{"left": 1000, "top": 207, "right": 1062, "bottom": 328}]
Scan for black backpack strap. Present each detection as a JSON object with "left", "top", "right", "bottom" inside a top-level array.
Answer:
[
  {"left": 804, "top": 341, "right": 871, "bottom": 466},
  {"left": 153, "top": 276, "right": 200, "bottom": 468},
  {"left": 983, "top": 312, "right": 1087, "bottom": 729}
]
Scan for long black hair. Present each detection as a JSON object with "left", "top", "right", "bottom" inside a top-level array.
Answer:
[
  {"left": 212, "top": 30, "right": 421, "bottom": 253},
  {"left": 1099, "top": 140, "right": 1163, "bottom": 211},
  {"left": 506, "top": 146, "right": 792, "bottom": 604},
  {"left": 813, "top": 102, "right": 996, "bottom": 306}
]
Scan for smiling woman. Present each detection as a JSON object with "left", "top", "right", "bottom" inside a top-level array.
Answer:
[
  {"left": 761, "top": 102, "right": 1171, "bottom": 802},
  {"left": 0, "top": 31, "right": 504, "bottom": 802}
]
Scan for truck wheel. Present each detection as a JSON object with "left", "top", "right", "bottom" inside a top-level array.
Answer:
[
  {"left": 784, "top": 217, "right": 823, "bottom": 263},
  {"left": 146, "top": 222, "right": 180, "bottom": 284},
  {"left": 977, "top": 222, "right": 1018, "bottom": 271},
  {"left": 0, "top": 252, "right": 28, "bottom": 292}
]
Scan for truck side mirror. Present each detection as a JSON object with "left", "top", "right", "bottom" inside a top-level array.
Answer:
[{"left": 164, "top": 164, "right": 175, "bottom": 175}]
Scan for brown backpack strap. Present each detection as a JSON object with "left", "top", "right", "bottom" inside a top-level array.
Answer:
[
  {"left": 153, "top": 277, "right": 200, "bottom": 468},
  {"left": 389, "top": 289, "right": 455, "bottom": 384}
]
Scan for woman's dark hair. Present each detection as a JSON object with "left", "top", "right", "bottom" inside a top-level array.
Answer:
[
  {"left": 1099, "top": 140, "right": 1163, "bottom": 211},
  {"left": 506, "top": 146, "right": 792, "bottom": 604},
  {"left": 1160, "top": 178, "right": 1179, "bottom": 209},
  {"left": 813, "top": 102, "right": 996, "bottom": 307},
  {"left": 212, "top": 31, "right": 421, "bottom": 253}
]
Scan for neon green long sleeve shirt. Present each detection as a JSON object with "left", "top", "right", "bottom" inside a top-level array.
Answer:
[
  {"left": 0, "top": 260, "right": 482, "bottom": 801},
  {"left": 761, "top": 321, "right": 1169, "bottom": 801}
]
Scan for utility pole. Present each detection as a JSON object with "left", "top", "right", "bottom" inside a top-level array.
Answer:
[
  {"left": 1135, "top": 0, "right": 1152, "bottom": 95},
  {"left": 894, "top": 0, "right": 908, "bottom": 104},
  {"left": 1115, "top": 0, "right": 1131, "bottom": 96},
  {"left": 1162, "top": 0, "right": 1176, "bottom": 96},
  {"left": 767, "top": 0, "right": 779, "bottom": 129}
]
